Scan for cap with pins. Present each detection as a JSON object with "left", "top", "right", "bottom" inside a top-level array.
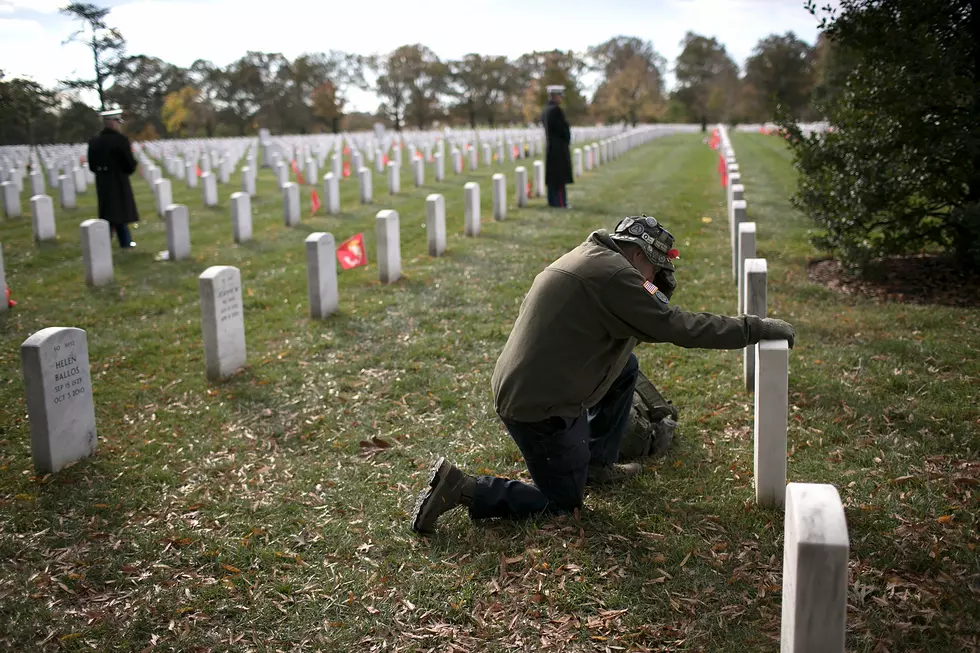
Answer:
[
  {"left": 609, "top": 214, "right": 679, "bottom": 271},
  {"left": 546, "top": 85, "right": 565, "bottom": 96},
  {"left": 100, "top": 109, "right": 124, "bottom": 122}
]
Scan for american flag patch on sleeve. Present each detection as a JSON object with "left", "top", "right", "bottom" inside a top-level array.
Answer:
[{"left": 643, "top": 280, "right": 659, "bottom": 296}]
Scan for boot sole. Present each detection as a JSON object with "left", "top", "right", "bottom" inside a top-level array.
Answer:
[{"left": 411, "top": 457, "right": 449, "bottom": 534}]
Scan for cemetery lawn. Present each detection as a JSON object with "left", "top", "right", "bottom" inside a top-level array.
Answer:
[{"left": 1, "top": 133, "right": 978, "bottom": 653}]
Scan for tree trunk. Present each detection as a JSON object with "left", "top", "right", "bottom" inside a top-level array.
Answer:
[{"left": 332, "top": 116, "right": 340, "bottom": 134}]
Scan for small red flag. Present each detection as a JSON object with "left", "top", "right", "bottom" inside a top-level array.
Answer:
[
  {"left": 718, "top": 154, "right": 728, "bottom": 188},
  {"left": 343, "top": 146, "right": 351, "bottom": 155},
  {"left": 526, "top": 181, "right": 532, "bottom": 198},
  {"left": 336, "top": 233, "right": 367, "bottom": 270},
  {"left": 196, "top": 165, "right": 202, "bottom": 177},
  {"left": 290, "top": 159, "right": 306, "bottom": 185},
  {"left": 513, "top": 145, "right": 519, "bottom": 157},
  {"left": 6, "top": 285, "right": 15, "bottom": 308},
  {"left": 310, "top": 189, "right": 321, "bottom": 215},
  {"left": 342, "top": 161, "right": 351, "bottom": 178},
  {"left": 382, "top": 154, "right": 389, "bottom": 166}
]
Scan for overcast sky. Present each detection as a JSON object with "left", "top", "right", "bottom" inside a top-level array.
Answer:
[{"left": 1, "top": 0, "right": 826, "bottom": 112}]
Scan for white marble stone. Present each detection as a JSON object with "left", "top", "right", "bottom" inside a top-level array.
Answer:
[
  {"left": 375, "top": 209, "right": 401, "bottom": 284},
  {"left": 154, "top": 178, "right": 172, "bottom": 218},
  {"left": 464, "top": 182, "right": 480, "bottom": 237},
  {"left": 165, "top": 204, "right": 191, "bottom": 261},
  {"left": 20, "top": 327, "right": 97, "bottom": 473},
  {"left": 515, "top": 166, "right": 527, "bottom": 208},
  {"left": 276, "top": 161, "right": 288, "bottom": 189},
  {"left": 73, "top": 167, "right": 87, "bottom": 194},
  {"left": 201, "top": 172, "right": 218, "bottom": 207},
  {"left": 80, "top": 219, "right": 113, "bottom": 286},
  {"left": 413, "top": 156, "right": 425, "bottom": 187},
  {"left": 483, "top": 143, "right": 491, "bottom": 166},
  {"left": 322, "top": 172, "right": 340, "bottom": 214},
  {"left": 332, "top": 153, "right": 341, "bottom": 180},
  {"left": 30, "top": 171, "right": 45, "bottom": 196},
  {"left": 584, "top": 145, "right": 593, "bottom": 171},
  {"left": 2, "top": 180, "right": 19, "bottom": 217},
  {"left": 59, "top": 175, "right": 76, "bottom": 209},
  {"left": 731, "top": 199, "right": 747, "bottom": 282},
  {"left": 533, "top": 160, "right": 544, "bottom": 197},
  {"left": 434, "top": 151, "right": 445, "bottom": 182},
  {"left": 426, "top": 193, "right": 446, "bottom": 257},
  {"left": 283, "top": 182, "right": 300, "bottom": 226},
  {"left": 230, "top": 192, "right": 252, "bottom": 243},
  {"left": 743, "top": 258, "right": 767, "bottom": 391},
  {"left": 359, "top": 167, "right": 372, "bottom": 204},
  {"left": 469, "top": 147, "right": 478, "bottom": 171},
  {"left": 31, "top": 195, "right": 56, "bottom": 241},
  {"left": 754, "top": 338, "right": 788, "bottom": 506},
  {"left": 305, "top": 232, "right": 338, "bottom": 319},
  {"left": 199, "top": 265, "right": 246, "bottom": 381},
  {"left": 492, "top": 173, "right": 506, "bottom": 221},
  {"left": 592, "top": 141, "right": 601, "bottom": 167},
  {"left": 306, "top": 158, "right": 318, "bottom": 186},
  {"left": 574, "top": 148, "right": 583, "bottom": 178},
  {"left": 185, "top": 162, "right": 198, "bottom": 188},
  {"left": 242, "top": 166, "right": 255, "bottom": 196},
  {"left": 387, "top": 161, "right": 400, "bottom": 195},
  {"left": 781, "top": 483, "right": 849, "bottom": 653},
  {"left": 737, "top": 222, "right": 757, "bottom": 314},
  {"left": 497, "top": 141, "right": 504, "bottom": 164},
  {"left": 218, "top": 159, "right": 230, "bottom": 184}
]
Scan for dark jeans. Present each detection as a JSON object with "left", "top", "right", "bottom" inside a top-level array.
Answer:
[
  {"left": 470, "top": 353, "right": 639, "bottom": 521},
  {"left": 109, "top": 222, "right": 132, "bottom": 248},
  {"left": 546, "top": 184, "right": 567, "bottom": 207}
]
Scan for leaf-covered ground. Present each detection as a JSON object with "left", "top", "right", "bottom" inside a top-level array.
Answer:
[{"left": 1, "top": 133, "right": 977, "bottom": 652}]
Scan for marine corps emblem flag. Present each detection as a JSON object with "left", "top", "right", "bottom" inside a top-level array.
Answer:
[{"left": 336, "top": 233, "right": 368, "bottom": 270}]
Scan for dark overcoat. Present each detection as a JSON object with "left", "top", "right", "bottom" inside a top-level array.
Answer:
[
  {"left": 542, "top": 100, "right": 573, "bottom": 187},
  {"left": 87, "top": 127, "right": 139, "bottom": 225}
]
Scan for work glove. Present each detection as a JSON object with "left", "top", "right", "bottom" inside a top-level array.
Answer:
[{"left": 760, "top": 318, "right": 796, "bottom": 349}]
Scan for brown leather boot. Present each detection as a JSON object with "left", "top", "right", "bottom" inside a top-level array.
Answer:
[{"left": 411, "top": 457, "right": 477, "bottom": 534}]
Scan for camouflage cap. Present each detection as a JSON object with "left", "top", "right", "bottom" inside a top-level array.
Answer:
[{"left": 610, "top": 215, "right": 678, "bottom": 271}]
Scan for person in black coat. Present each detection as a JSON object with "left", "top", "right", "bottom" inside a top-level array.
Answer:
[
  {"left": 542, "top": 85, "right": 573, "bottom": 208},
  {"left": 88, "top": 109, "right": 139, "bottom": 249}
]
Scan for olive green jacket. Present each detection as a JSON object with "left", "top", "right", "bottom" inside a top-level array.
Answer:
[{"left": 491, "top": 230, "right": 765, "bottom": 422}]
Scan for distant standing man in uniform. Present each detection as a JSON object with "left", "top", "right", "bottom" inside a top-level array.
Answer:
[
  {"left": 542, "top": 85, "right": 573, "bottom": 208},
  {"left": 411, "top": 215, "right": 796, "bottom": 534},
  {"left": 88, "top": 109, "right": 139, "bottom": 249}
]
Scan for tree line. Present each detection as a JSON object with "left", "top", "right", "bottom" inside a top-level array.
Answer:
[{"left": 0, "top": 2, "right": 835, "bottom": 146}]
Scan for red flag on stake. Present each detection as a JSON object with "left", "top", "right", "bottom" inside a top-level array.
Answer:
[
  {"left": 5, "top": 285, "right": 16, "bottom": 308},
  {"left": 196, "top": 165, "right": 202, "bottom": 177},
  {"left": 290, "top": 159, "right": 306, "bottom": 185},
  {"left": 718, "top": 154, "right": 728, "bottom": 187},
  {"left": 343, "top": 146, "right": 351, "bottom": 155},
  {"left": 336, "top": 233, "right": 367, "bottom": 270},
  {"left": 342, "top": 161, "right": 351, "bottom": 178},
  {"left": 526, "top": 181, "right": 532, "bottom": 198},
  {"left": 382, "top": 154, "right": 389, "bottom": 166},
  {"left": 310, "top": 189, "right": 321, "bottom": 215}
]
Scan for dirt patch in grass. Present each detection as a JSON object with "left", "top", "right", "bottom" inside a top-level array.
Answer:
[{"left": 808, "top": 255, "right": 980, "bottom": 308}]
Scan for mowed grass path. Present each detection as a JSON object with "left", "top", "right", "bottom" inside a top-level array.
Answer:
[{"left": 1, "top": 133, "right": 977, "bottom": 652}]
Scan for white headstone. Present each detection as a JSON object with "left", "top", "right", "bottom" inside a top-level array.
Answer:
[
  {"left": 375, "top": 209, "right": 401, "bottom": 285},
  {"left": 201, "top": 172, "right": 218, "bottom": 207},
  {"left": 165, "top": 204, "right": 191, "bottom": 261},
  {"left": 469, "top": 147, "right": 478, "bottom": 171},
  {"left": 426, "top": 193, "right": 446, "bottom": 257},
  {"left": 592, "top": 141, "right": 601, "bottom": 166},
  {"left": 755, "top": 338, "right": 788, "bottom": 506},
  {"left": 276, "top": 162, "right": 288, "bottom": 189},
  {"left": 30, "top": 170, "right": 45, "bottom": 196},
  {"left": 387, "top": 161, "right": 400, "bottom": 195},
  {"left": 515, "top": 166, "right": 527, "bottom": 208},
  {"left": 154, "top": 178, "right": 172, "bottom": 218},
  {"left": 483, "top": 143, "right": 491, "bottom": 166},
  {"left": 573, "top": 148, "right": 584, "bottom": 178},
  {"left": 492, "top": 173, "right": 506, "bottom": 221},
  {"left": 73, "top": 167, "right": 87, "bottom": 194},
  {"left": 31, "top": 194, "right": 55, "bottom": 241},
  {"left": 283, "top": 182, "right": 300, "bottom": 226},
  {"left": 332, "top": 153, "right": 341, "bottom": 180},
  {"left": 359, "top": 167, "right": 372, "bottom": 204},
  {"left": 242, "top": 166, "right": 255, "bottom": 196},
  {"left": 737, "top": 222, "right": 757, "bottom": 314},
  {"left": 59, "top": 175, "right": 76, "bottom": 209},
  {"left": 413, "top": 156, "right": 425, "bottom": 187},
  {"left": 20, "top": 327, "right": 97, "bottom": 473},
  {"left": 584, "top": 145, "right": 593, "bottom": 171},
  {"left": 323, "top": 173, "right": 340, "bottom": 214},
  {"left": 434, "top": 151, "right": 444, "bottom": 182},
  {"left": 185, "top": 162, "right": 198, "bottom": 188},
  {"left": 305, "top": 232, "right": 338, "bottom": 319},
  {"left": 464, "top": 182, "right": 480, "bottom": 237},
  {"left": 533, "top": 161, "right": 544, "bottom": 197},
  {"left": 376, "top": 149, "right": 385, "bottom": 174},
  {"left": 80, "top": 219, "right": 113, "bottom": 286},
  {"left": 743, "top": 258, "right": 767, "bottom": 391},
  {"left": 198, "top": 265, "right": 246, "bottom": 381},
  {"left": 2, "top": 180, "right": 19, "bottom": 217},
  {"left": 781, "top": 483, "right": 848, "bottom": 653},
  {"left": 731, "top": 200, "right": 747, "bottom": 282},
  {"left": 230, "top": 192, "right": 252, "bottom": 243}
]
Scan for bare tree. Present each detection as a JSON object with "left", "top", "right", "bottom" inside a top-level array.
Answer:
[{"left": 59, "top": 2, "right": 126, "bottom": 111}]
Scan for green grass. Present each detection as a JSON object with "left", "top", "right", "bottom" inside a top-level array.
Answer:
[{"left": 1, "top": 133, "right": 977, "bottom": 652}]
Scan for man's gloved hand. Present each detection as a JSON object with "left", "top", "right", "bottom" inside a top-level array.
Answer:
[{"left": 760, "top": 318, "right": 796, "bottom": 349}]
